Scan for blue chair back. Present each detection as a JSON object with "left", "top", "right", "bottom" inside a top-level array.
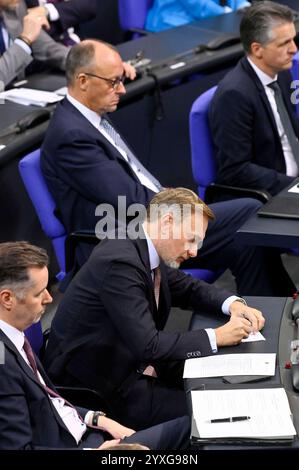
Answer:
[
  {"left": 19, "top": 149, "right": 66, "bottom": 281},
  {"left": 189, "top": 86, "right": 217, "bottom": 200},
  {"left": 118, "top": 0, "right": 153, "bottom": 31},
  {"left": 291, "top": 51, "right": 299, "bottom": 118},
  {"left": 24, "top": 322, "right": 44, "bottom": 356}
]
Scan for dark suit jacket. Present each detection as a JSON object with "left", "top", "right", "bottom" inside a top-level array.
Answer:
[
  {"left": 44, "top": 235, "right": 231, "bottom": 405},
  {"left": 209, "top": 57, "right": 298, "bottom": 195},
  {"left": 41, "top": 98, "right": 155, "bottom": 266},
  {"left": 0, "top": 329, "right": 103, "bottom": 449},
  {"left": 25, "top": 0, "right": 97, "bottom": 41}
]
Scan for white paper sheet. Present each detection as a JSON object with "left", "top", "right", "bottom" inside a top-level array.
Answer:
[{"left": 183, "top": 353, "right": 275, "bottom": 378}]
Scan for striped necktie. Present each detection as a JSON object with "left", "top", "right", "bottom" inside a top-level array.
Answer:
[{"left": 100, "top": 117, "right": 162, "bottom": 191}]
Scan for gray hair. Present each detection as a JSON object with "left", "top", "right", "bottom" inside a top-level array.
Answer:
[{"left": 240, "top": 1, "right": 294, "bottom": 53}]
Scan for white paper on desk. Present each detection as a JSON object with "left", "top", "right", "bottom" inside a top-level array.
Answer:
[
  {"left": 288, "top": 182, "right": 299, "bottom": 193},
  {"left": 191, "top": 388, "right": 296, "bottom": 439},
  {"left": 241, "top": 331, "right": 265, "bottom": 343},
  {"left": 54, "top": 86, "right": 67, "bottom": 96},
  {"left": 0, "top": 88, "right": 63, "bottom": 107},
  {"left": 183, "top": 353, "right": 275, "bottom": 378}
]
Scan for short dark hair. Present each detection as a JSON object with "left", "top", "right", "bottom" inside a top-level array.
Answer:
[
  {"left": 0, "top": 242, "right": 48, "bottom": 298},
  {"left": 65, "top": 39, "right": 118, "bottom": 86},
  {"left": 240, "top": 1, "right": 294, "bottom": 53}
]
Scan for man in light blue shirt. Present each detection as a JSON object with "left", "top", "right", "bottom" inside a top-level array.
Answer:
[{"left": 146, "top": 0, "right": 250, "bottom": 32}]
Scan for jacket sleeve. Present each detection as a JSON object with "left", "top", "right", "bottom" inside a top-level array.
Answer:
[
  {"left": 30, "top": 28, "right": 68, "bottom": 71},
  {"left": 0, "top": 43, "right": 32, "bottom": 87}
]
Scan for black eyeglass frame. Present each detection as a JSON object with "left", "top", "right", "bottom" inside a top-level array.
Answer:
[{"left": 79, "top": 71, "right": 126, "bottom": 89}]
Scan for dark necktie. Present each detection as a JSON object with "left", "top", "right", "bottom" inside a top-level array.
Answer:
[
  {"left": 100, "top": 118, "right": 163, "bottom": 191},
  {"left": 23, "top": 337, "right": 70, "bottom": 401},
  {"left": 267, "top": 81, "right": 299, "bottom": 166},
  {"left": 0, "top": 19, "right": 6, "bottom": 55}
]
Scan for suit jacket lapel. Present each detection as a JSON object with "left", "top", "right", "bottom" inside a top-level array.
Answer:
[
  {"left": 241, "top": 57, "right": 281, "bottom": 141},
  {"left": 62, "top": 99, "right": 142, "bottom": 184}
]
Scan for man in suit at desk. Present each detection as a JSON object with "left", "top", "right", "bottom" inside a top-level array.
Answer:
[
  {"left": 44, "top": 188, "right": 265, "bottom": 430},
  {"left": 210, "top": 1, "right": 299, "bottom": 196},
  {"left": 0, "top": 0, "right": 67, "bottom": 87},
  {"left": 41, "top": 38, "right": 296, "bottom": 297},
  {"left": 0, "top": 241, "right": 190, "bottom": 450}
]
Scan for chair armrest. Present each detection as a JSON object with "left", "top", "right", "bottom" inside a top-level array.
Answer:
[
  {"left": 55, "top": 386, "right": 108, "bottom": 411},
  {"left": 205, "top": 183, "right": 270, "bottom": 204},
  {"left": 65, "top": 230, "right": 99, "bottom": 273}
]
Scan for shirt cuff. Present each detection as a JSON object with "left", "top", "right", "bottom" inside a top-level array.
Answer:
[
  {"left": 84, "top": 410, "right": 93, "bottom": 426},
  {"left": 14, "top": 38, "right": 32, "bottom": 55},
  {"left": 205, "top": 328, "right": 217, "bottom": 353},
  {"left": 45, "top": 3, "right": 59, "bottom": 21},
  {"left": 222, "top": 295, "right": 246, "bottom": 315}
]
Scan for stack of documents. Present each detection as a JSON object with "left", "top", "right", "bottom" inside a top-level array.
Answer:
[
  {"left": 191, "top": 388, "right": 296, "bottom": 440},
  {"left": 183, "top": 353, "right": 276, "bottom": 378},
  {"left": 0, "top": 88, "right": 64, "bottom": 107}
]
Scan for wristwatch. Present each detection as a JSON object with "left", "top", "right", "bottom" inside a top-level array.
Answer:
[{"left": 92, "top": 410, "right": 106, "bottom": 426}]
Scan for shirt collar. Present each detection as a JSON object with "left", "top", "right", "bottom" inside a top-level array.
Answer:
[
  {"left": 142, "top": 226, "right": 160, "bottom": 271},
  {"left": 0, "top": 319, "right": 25, "bottom": 353},
  {"left": 247, "top": 57, "right": 278, "bottom": 87},
  {"left": 66, "top": 93, "right": 102, "bottom": 130}
]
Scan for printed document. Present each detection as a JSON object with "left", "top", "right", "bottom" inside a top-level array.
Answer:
[
  {"left": 183, "top": 353, "right": 275, "bottom": 378},
  {"left": 0, "top": 88, "right": 63, "bottom": 107},
  {"left": 191, "top": 388, "right": 296, "bottom": 439}
]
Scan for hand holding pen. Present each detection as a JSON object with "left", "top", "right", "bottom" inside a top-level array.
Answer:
[{"left": 229, "top": 301, "right": 265, "bottom": 332}]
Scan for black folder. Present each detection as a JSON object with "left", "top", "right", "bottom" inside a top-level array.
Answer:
[{"left": 257, "top": 179, "right": 299, "bottom": 220}]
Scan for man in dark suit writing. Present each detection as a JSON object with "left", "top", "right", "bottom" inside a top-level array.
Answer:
[
  {"left": 44, "top": 188, "right": 265, "bottom": 430},
  {"left": 209, "top": 1, "right": 299, "bottom": 195},
  {"left": 0, "top": 241, "right": 190, "bottom": 450},
  {"left": 41, "top": 38, "right": 296, "bottom": 296}
]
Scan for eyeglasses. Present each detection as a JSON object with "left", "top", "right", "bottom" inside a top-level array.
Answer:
[{"left": 81, "top": 72, "right": 126, "bottom": 89}]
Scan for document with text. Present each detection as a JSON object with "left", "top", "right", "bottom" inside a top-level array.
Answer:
[
  {"left": 183, "top": 353, "right": 276, "bottom": 378},
  {"left": 191, "top": 388, "right": 296, "bottom": 440}
]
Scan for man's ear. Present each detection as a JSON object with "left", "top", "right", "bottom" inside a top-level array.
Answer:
[
  {"left": 0, "top": 289, "right": 14, "bottom": 311},
  {"left": 77, "top": 73, "right": 89, "bottom": 91},
  {"left": 160, "top": 213, "right": 173, "bottom": 238},
  {"left": 250, "top": 41, "right": 263, "bottom": 59}
]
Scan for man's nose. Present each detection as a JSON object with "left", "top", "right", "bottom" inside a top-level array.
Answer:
[
  {"left": 43, "top": 290, "right": 53, "bottom": 304},
  {"left": 187, "top": 247, "right": 198, "bottom": 258}
]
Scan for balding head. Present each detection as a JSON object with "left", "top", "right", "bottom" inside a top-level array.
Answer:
[
  {"left": 66, "top": 40, "right": 119, "bottom": 87},
  {"left": 65, "top": 39, "right": 126, "bottom": 115}
]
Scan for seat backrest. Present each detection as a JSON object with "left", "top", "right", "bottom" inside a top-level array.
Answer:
[
  {"left": 24, "top": 322, "right": 44, "bottom": 356},
  {"left": 189, "top": 86, "right": 217, "bottom": 200},
  {"left": 118, "top": 0, "right": 153, "bottom": 31},
  {"left": 291, "top": 51, "right": 299, "bottom": 118},
  {"left": 18, "top": 149, "right": 66, "bottom": 279}
]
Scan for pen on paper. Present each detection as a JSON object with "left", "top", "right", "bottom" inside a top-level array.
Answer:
[{"left": 209, "top": 416, "right": 250, "bottom": 423}]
